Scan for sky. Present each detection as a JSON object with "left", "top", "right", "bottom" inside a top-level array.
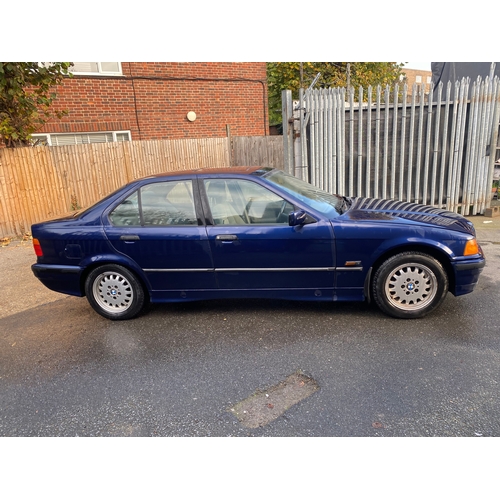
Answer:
[
  {"left": 3, "top": 0, "right": 493, "bottom": 64},
  {"left": 403, "top": 62, "right": 432, "bottom": 71}
]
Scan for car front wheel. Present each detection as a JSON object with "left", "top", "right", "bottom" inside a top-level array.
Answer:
[
  {"left": 85, "top": 264, "right": 146, "bottom": 320},
  {"left": 372, "top": 252, "right": 449, "bottom": 319}
]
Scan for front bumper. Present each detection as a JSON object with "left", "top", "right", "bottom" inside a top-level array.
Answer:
[{"left": 451, "top": 256, "right": 486, "bottom": 296}]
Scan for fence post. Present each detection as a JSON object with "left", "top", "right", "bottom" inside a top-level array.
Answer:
[
  {"left": 282, "top": 90, "right": 294, "bottom": 175},
  {"left": 226, "top": 125, "right": 233, "bottom": 167},
  {"left": 486, "top": 79, "right": 500, "bottom": 210}
]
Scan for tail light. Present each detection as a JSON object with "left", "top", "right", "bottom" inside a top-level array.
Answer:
[{"left": 33, "top": 238, "right": 43, "bottom": 257}]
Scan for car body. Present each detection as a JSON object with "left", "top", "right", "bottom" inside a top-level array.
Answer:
[{"left": 31, "top": 166, "right": 485, "bottom": 320}]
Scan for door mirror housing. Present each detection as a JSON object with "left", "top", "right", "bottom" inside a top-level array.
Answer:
[{"left": 288, "top": 210, "right": 316, "bottom": 226}]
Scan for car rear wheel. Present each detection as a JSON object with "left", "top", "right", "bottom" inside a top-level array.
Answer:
[
  {"left": 372, "top": 252, "right": 449, "bottom": 319},
  {"left": 85, "top": 264, "right": 146, "bottom": 320}
]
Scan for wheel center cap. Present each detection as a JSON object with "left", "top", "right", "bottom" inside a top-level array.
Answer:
[
  {"left": 407, "top": 283, "right": 415, "bottom": 291},
  {"left": 111, "top": 289, "right": 117, "bottom": 296}
]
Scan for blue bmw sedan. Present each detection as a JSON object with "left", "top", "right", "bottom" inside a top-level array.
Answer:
[{"left": 31, "top": 167, "right": 485, "bottom": 320}]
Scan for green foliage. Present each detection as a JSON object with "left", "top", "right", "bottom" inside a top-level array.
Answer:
[
  {"left": 267, "top": 62, "right": 405, "bottom": 126},
  {"left": 0, "top": 62, "right": 72, "bottom": 147}
]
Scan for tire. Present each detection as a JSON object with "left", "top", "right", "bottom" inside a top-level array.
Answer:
[
  {"left": 372, "top": 252, "right": 449, "bottom": 319},
  {"left": 85, "top": 264, "right": 146, "bottom": 320}
]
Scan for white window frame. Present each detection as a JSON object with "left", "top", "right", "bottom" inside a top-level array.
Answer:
[
  {"left": 32, "top": 130, "right": 131, "bottom": 146},
  {"left": 70, "top": 62, "right": 123, "bottom": 76}
]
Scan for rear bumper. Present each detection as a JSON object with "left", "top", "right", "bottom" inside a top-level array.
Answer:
[
  {"left": 451, "top": 256, "right": 485, "bottom": 296},
  {"left": 31, "top": 263, "right": 84, "bottom": 297}
]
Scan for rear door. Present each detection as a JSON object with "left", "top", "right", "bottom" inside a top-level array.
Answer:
[{"left": 103, "top": 178, "right": 216, "bottom": 292}]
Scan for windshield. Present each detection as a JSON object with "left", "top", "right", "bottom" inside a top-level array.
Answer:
[{"left": 263, "top": 170, "right": 345, "bottom": 218}]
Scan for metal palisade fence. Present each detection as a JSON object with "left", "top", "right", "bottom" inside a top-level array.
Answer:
[{"left": 282, "top": 74, "right": 500, "bottom": 215}]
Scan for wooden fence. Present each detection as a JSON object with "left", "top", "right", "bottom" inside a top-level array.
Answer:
[
  {"left": 231, "top": 136, "right": 284, "bottom": 169},
  {"left": 0, "top": 136, "right": 285, "bottom": 238},
  {"left": 0, "top": 137, "right": 231, "bottom": 237}
]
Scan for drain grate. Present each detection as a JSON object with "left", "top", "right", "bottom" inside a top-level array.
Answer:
[{"left": 230, "top": 371, "right": 319, "bottom": 428}]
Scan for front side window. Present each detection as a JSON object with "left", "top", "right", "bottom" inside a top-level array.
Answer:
[
  {"left": 204, "top": 179, "right": 294, "bottom": 225},
  {"left": 110, "top": 180, "right": 197, "bottom": 226}
]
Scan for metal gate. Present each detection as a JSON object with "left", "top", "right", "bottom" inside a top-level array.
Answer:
[{"left": 282, "top": 73, "right": 500, "bottom": 215}]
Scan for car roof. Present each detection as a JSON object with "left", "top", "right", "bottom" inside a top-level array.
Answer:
[{"left": 142, "top": 166, "right": 272, "bottom": 180}]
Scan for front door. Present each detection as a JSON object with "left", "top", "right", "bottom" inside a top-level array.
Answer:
[{"left": 202, "top": 177, "right": 335, "bottom": 296}]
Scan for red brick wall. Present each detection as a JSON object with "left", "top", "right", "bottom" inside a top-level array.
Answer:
[
  {"left": 402, "top": 68, "right": 433, "bottom": 94},
  {"left": 39, "top": 62, "right": 269, "bottom": 139}
]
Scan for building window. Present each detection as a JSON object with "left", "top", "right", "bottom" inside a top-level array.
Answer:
[
  {"left": 426, "top": 76, "right": 432, "bottom": 84},
  {"left": 32, "top": 131, "right": 131, "bottom": 146},
  {"left": 70, "top": 62, "right": 122, "bottom": 76},
  {"left": 415, "top": 75, "right": 422, "bottom": 83}
]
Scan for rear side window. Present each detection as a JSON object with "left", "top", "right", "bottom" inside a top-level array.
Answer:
[{"left": 109, "top": 180, "right": 197, "bottom": 226}]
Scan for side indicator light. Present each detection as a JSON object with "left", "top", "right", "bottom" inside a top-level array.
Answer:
[
  {"left": 463, "top": 238, "right": 479, "bottom": 256},
  {"left": 344, "top": 261, "right": 362, "bottom": 267},
  {"left": 33, "top": 238, "right": 43, "bottom": 257}
]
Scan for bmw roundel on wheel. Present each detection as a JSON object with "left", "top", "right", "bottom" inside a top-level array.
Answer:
[{"left": 31, "top": 167, "right": 485, "bottom": 320}]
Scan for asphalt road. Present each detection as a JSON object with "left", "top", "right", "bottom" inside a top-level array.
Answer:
[{"left": 1, "top": 219, "right": 499, "bottom": 437}]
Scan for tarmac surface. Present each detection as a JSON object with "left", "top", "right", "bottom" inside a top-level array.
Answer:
[
  {"left": 465, "top": 200, "right": 500, "bottom": 244},
  {"left": 0, "top": 204, "right": 499, "bottom": 440}
]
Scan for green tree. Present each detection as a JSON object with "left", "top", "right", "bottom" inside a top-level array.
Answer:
[
  {"left": 267, "top": 62, "right": 405, "bottom": 126},
  {"left": 0, "top": 62, "right": 72, "bottom": 147}
]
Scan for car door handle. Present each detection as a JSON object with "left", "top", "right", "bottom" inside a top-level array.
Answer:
[
  {"left": 215, "top": 234, "right": 238, "bottom": 241},
  {"left": 120, "top": 235, "right": 140, "bottom": 241}
]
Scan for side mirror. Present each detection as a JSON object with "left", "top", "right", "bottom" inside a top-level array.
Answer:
[
  {"left": 289, "top": 210, "right": 306, "bottom": 226},
  {"left": 289, "top": 210, "right": 314, "bottom": 226}
]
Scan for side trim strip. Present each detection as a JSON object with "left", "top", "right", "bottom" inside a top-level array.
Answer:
[
  {"left": 214, "top": 267, "right": 335, "bottom": 272},
  {"left": 143, "top": 267, "right": 364, "bottom": 273},
  {"left": 144, "top": 268, "right": 213, "bottom": 273}
]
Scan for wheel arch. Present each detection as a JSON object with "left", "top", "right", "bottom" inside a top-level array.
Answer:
[
  {"left": 78, "top": 256, "right": 151, "bottom": 300},
  {"left": 365, "top": 242, "right": 455, "bottom": 302}
]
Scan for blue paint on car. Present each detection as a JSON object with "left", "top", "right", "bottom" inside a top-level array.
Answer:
[{"left": 31, "top": 167, "right": 485, "bottom": 320}]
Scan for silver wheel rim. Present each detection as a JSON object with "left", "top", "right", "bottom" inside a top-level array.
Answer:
[
  {"left": 92, "top": 271, "right": 134, "bottom": 313},
  {"left": 384, "top": 262, "right": 438, "bottom": 311}
]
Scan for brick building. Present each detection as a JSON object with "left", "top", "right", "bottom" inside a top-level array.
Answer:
[
  {"left": 32, "top": 62, "right": 269, "bottom": 146},
  {"left": 401, "top": 67, "right": 433, "bottom": 96}
]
